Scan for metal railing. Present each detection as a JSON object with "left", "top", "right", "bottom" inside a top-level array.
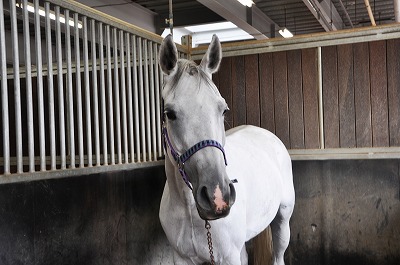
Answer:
[{"left": 0, "top": 0, "right": 188, "bottom": 183}]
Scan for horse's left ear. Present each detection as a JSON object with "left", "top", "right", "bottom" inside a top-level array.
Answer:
[{"left": 200, "top": 34, "right": 222, "bottom": 75}]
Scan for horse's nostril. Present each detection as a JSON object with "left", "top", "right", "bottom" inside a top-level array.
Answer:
[
  {"left": 229, "top": 182, "right": 236, "bottom": 205},
  {"left": 198, "top": 186, "right": 212, "bottom": 210}
]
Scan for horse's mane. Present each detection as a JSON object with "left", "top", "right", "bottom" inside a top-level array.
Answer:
[{"left": 164, "top": 59, "right": 220, "bottom": 96}]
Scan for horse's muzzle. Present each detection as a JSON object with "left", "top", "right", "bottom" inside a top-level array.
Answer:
[{"left": 195, "top": 182, "right": 236, "bottom": 220}]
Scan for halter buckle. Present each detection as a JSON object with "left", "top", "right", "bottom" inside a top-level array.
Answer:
[{"left": 177, "top": 159, "right": 185, "bottom": 170}]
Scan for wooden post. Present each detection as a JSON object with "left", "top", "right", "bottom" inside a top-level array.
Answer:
[{"left": 181, "top": 35, "right": 192, "bottom": 59}]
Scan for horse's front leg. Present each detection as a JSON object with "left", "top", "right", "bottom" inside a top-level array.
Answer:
[{"left": 240, "top": 245, "right": 248, "bottom": 265}]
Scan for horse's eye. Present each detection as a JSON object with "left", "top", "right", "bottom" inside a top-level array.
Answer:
[
  {"left": 165, "top": 110, "right": 177, "bottom": 121},
  {"left": 223, "top": 108, "right": 229, "bottom": 116}
]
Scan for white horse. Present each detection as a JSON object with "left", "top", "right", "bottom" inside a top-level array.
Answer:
[{"left": 159, "top": 34, "right": 295, "bottom": 265}]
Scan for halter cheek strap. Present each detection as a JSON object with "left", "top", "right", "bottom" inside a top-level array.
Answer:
[{"left": 162, "top": 126, "right": 228, "bottom": 190}]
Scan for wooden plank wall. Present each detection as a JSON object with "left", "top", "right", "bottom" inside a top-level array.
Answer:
[
  {"left": 213, "top": 38, "right": 400, "bottom": 149},
  {"left": 214, "top": 48, "right": 320, "bottom": 149},
  {"left": 322, "top": 39, "right": 400, "bottom": 148}
]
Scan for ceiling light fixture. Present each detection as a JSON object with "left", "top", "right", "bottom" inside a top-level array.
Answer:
[
  {"left": 279, "top": 28, "right": 293, "bottom": 38},
  {"left": 161, "top": 21, "right": 254, "bottom": 47},
  {"left": 279, "top": 7, "right": 293, "bottom": 38},
  {"left": 237, "top": 0, "right": 254, "bottom": 8}
]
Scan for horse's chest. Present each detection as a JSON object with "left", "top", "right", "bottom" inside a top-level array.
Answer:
[
  {"left": 175, "top": 223, "right": 197, "bottom": 255},
  {"left": 161, "top": 208, "right": 207, "bottom": 257}
]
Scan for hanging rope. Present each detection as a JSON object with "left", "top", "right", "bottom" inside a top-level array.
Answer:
[{"left": 165, "top": 0, "right": 174, "bottom": 35}]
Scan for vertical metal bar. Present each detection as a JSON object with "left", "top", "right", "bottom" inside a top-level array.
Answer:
[
  {"left": 0, "top": 0, "right": 10, "bottom": 174},
  {"left": 55, "top": 6, "right": 66, "bottom": 169},
  {"left": 65, "top": 9, "right": 75, "bottom": 168},
  {"left": 91, "top": 19, "right": 100, "bottom": 166},
  {"left": 126, "top": 33, "right": 135, "bottom": 163},
  {"left": 154, "top": 43, "right": 162, "bottom": 158},
  {"left": 34, "top": 0, "right": 46, "bottom": 171},
  {"left": 149, "top": 42, "right": 157, "bottom": 161},
  {"left": 83, "top": 16, "right": 92, "bottom": 166},
  {"left": 143, "top": 39, "right": 151, "bottom": 161},
  {"left": 137, "top": 37, "right": 146, "bottom": 162},
  {"left": 22, "top": 0, "right": 35, "bottom": 172},
  {"left": 113, "top": 28, "right": 122, "bottom": 164},
  {"left": 106, "top": 25, "right": 115, "bottom": 165},
  {"left": 98, "top": 23, "right": 108, "bottom": 165},
  {"left": 317, "top": 47, "right": 325, "bottom": 149},
  {"left": 119, "top": 30, "right": 128, "bottom": 163},
  {"left": 74, "top": 13, "right": 84, "bottom": 168},
  {"left": 10, "top": 0, "right": 22, "bottom": 173},
  {"left": 132, "top": 35, "right": 141, "bottom": 163},
  {"left": 45, "top": 2, "right": 56, "bottom": 170},
  {"left": 159, "top": 47, "right": 164, "bottom": 157}
]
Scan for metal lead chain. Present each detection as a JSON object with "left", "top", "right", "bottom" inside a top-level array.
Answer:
[{"left": 205, "top": 220, "right": 215, "bottom": 265}]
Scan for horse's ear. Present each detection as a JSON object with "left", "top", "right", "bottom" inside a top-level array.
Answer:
[
  {"left": 200, "top": 34, "right": 222, "bottom": 75},
  {"left": 159, "top": 34, "right": 178, "bottom": 75}
]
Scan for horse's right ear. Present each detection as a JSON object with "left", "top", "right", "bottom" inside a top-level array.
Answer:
[{"left": 159, "top": 34, "right": 178, "bottom": 75}]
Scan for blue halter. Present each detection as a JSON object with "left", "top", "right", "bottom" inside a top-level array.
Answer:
[{"left": 162, "top": 125, "right": 228, "bottom": 190}]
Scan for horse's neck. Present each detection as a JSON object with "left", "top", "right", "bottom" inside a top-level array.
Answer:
[{"left": 164, "top": 157, "right": 196, "bottom": 208}]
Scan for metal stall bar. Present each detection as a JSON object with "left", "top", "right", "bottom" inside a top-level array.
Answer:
[
  {"left": 74, "top": 13, "right": 84, "bottom": 168},
  {"left": 157, "top": 45, "right": 165, "bottom": 158},
  {"left": 137, "top": 37, "right": 146, "bottom": 162},
  {"left": 154, "top": 43, "right": 163, "bottom": 158},
  {"left": 65, "top": 9, "right": 75, "bottom": 169},
  {"left": 119, "top": 30, "right": 128, "bottom": 163},
  {"left": 34, "top": 0, "right": 46, "bottom": 171},
  {"left": 22, "top": 0, "right": 34, "bottom": 172},
  {"left": 317, "top": 47, "right": 325, "bottom": 149},
  {"left": 143, "top": 40, "right": 151, "bottom": 161},
  {"left": 106, "top": 25, "right": 115, "bottom": 165},
  {"left": 45, "top": 2, "right": 56, "bottom": 170},
  {"left": 132, "top": 35, "right": 141, "bottom": 163},
  {"left": 99, "top": 22, "right": 108, "bottom": 165},
  {"left": 91, "top": 19, "right": 100, "bottom": 166},
  {"left": 113, "top": 28, "right": 122, "bottom": 164},
  {"left": 55, "top": 6, "right": 66, "bottom": 169},
  {"left": 149, "top": 41, "right": 157, "bottom": 161},
  {"left": 83, "top": 16, "right": 92, "bottom": 166},
  {"left": 0, "top": 0, "right": 9, "bottom": 174},
  {"left": 126, "top": 33, "right": 135, "bottom": 163}
]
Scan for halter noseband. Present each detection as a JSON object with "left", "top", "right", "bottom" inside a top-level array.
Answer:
[{"left": 162, "top": 125, "right": 228, "bottom": 190}]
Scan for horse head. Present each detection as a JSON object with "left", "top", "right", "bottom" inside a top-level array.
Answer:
[{"left": 159, "top": 34, "right": 236, "bottom": 220}]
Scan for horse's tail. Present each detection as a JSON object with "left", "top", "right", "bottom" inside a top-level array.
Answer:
[{"left": 253, "top": 226, "right": 273, "bottom": 265}]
